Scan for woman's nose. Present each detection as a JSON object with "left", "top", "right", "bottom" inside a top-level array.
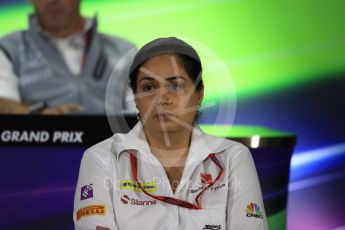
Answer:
[{"left": 156, "top": 86, "right": 172, "bottom": 105}]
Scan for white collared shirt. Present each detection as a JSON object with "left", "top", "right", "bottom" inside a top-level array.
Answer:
[{"left": 73, "top": 122, "right": 268, "bottom": 230}]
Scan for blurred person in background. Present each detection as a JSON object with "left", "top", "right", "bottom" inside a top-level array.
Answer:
[{"left": 0, "top": 0, "right": 135, "bottom": 115}]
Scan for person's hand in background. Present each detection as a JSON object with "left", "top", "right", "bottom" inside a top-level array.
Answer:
[
  {"left": 39, "top": 103, "right": 84, "bottom": 115},
  {"left": 0, "top": 98, "right": 29, "bottom": 114},
  {"left": 0, "top": 98, "right": 84, "bottom": 115}
]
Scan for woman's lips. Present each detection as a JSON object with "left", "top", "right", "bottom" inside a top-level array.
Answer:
[{"left": 156, "top": 112, "right": 175, "bottom": 120}]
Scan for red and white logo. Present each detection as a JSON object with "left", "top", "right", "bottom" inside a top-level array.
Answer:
[{"left": 200, "top": 173, "right": 213, "bottom": 185}]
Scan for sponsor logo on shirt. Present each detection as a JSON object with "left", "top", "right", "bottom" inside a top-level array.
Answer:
[
  {"left": 202, "top": 225, "right": 221, "bottom": 230},
  {"left": 200, "top": 173, "right": 213, "bottom": 185},
  {"left": 246, "top": 202, "right": 263, "bottom": 219},
  {"left": 120, "top": 194, "right": 156, "bottom": 206},
  {"left": 119, "top": 180, "right": 157, "bottom": 192},
  {"left": 80, "top": 184, "right": 93, "bottom": 200},
  {"left": 190, "top": 183, "right": 225, "bottom": 194},
  {"left": 76, "top": 205, "right": 106, "bottom": 221}
]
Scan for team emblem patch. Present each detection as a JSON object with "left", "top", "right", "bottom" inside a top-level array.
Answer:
[{"left": 80, "top": 184, "right": 93, "bottom": 200}]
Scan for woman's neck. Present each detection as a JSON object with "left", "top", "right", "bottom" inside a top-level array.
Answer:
[{"left": 143, "top": 127, "right": 192, "bottom": 167}]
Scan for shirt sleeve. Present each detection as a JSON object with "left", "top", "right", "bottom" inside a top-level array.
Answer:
[
  {"left": 0, "top": 49, "right": 21, "bottom": 101},
  {"left": 226, "top": 147, "right": 269, "bottom": 230},
  {"left": 73, "top": 151, "right": 119, "bottom": 230}
]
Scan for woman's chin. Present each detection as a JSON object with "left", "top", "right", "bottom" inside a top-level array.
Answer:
[{"left": 151, "top": 122, "right": 183, "bottom": 133}]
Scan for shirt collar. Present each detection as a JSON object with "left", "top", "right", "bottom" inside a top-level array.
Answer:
[
  {"left": 111, "top": 121, "right": 152, "bottom": 160},
  {"left": 111, "top": 122, "right": 235, "bottom": 165}
]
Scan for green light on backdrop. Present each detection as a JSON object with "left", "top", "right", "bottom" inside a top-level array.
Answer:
[
  {"left": 200, "top": 124, "right": 293, "bottom": 138},
  {"left": 1, "top": 0, "right": 345, "bottom": 103}
]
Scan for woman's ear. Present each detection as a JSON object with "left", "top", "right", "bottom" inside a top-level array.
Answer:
[{"left": 196, "top": 86, "right": 204, "bottom": 106}]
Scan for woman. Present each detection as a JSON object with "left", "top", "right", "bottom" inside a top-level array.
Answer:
[{"left": 74, "top": 37, "right": 268, "bottom": 230}]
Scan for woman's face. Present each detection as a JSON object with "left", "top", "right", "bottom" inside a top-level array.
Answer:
[{"left": 134, "top": 53, "right": 203, "bottom": 133}]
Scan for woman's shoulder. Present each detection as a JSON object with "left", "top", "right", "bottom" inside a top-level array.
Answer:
[
  {"left": 201, "top": 133, "right": 254, "bottom": 173},
  {"left": 201, "top": 131, "right": 250, "bottom": 157},
  {"left": 82, "top": 135, "right": 118, "bottom": 163},
  {"left": 82, "top": 130, "right": 136, "bottom": 162}
]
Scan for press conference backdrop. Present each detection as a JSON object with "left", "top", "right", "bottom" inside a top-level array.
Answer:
[{"left": 0, "top": 0, "right": 345, "bottom": 230}]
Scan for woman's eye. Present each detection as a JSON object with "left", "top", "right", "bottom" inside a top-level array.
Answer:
[
  {"left": 168, "top": 83, "right": 183, "bottom": 92},
  {"left": 143, "top": 85, "right": 155, "bottom": 92}
]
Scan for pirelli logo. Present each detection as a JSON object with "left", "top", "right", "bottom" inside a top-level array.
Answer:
[{"left": 76, "top": 205, "right": 106, "bottom": 221}]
